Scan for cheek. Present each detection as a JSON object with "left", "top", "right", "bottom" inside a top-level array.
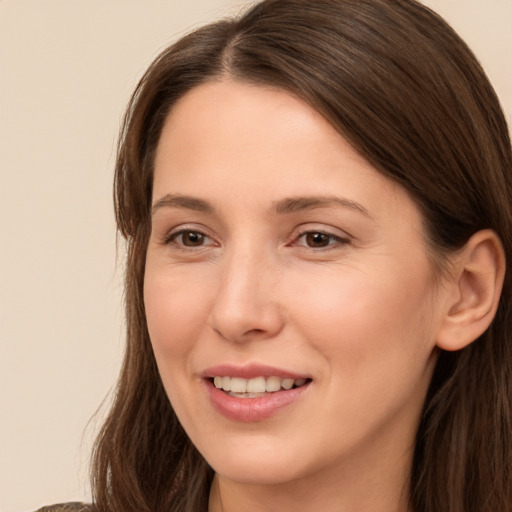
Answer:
[
  {"left": 287, "top": 265, "right": 438, "bottom": 440},
  {"left": 143, "top": 266, "right": 216, "bottom": 426},
  {"left": 143, "top": 266, "right": 213, "bottom": 364},
  {"left": 288, "top": 262, "right": 436, "bottom": 371}
]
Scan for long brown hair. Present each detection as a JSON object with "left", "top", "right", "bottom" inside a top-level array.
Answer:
[{"left": 91, "top": 1, "right": 512, "bottom": 511}]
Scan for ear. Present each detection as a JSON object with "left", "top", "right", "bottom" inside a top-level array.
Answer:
[{"left": 436, "top": 229, "right": 506, "bottom": 351}]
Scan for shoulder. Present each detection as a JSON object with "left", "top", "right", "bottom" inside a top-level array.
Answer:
[{"left": 35, "top": 503, "right": 92, "bottom": 512}]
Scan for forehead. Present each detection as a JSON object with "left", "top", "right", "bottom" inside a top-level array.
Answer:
[
  {"left": 158, "top": 82, "right": 364, "bottom": 180},
  {"left": 156, "top": 80, "right": 347, "bottom": 168},
  {"left": 152, "top": 80, "right": 419, "bottom": 226}
]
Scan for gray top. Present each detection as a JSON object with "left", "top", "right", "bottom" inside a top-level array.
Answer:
[{"left": 35, "top": 503, "right": 92, "bottom": 512}]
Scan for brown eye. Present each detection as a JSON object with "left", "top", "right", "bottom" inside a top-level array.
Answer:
[
  {"left": 164, "top": 228, "right": 217, "bottom": 252},
  {"left": 304, "top": 232, "right": 332, "bottom": 248},
  {"left": 180, "top": 231, "right": 205, "bottom": 247}
]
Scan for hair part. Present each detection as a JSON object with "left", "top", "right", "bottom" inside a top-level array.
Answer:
[{"left": 92, "top": 1, "right": 512, "bottom": 511}]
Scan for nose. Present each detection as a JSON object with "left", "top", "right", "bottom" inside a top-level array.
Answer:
[{"left": 208, "top": 247, "right": 285, "bottom": 344}]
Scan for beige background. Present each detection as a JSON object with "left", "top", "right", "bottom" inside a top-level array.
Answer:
[{"left": 0, "top": 1, "right": 510, "bottom": 511}]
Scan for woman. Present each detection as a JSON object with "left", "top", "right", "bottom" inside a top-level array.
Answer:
[{"left": 39, "top": 0, "right": 512, "bottom": 511}]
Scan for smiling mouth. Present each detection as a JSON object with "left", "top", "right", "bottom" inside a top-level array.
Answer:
[{"left": 211, "top": 376, "right": 311, "bottom": 398}]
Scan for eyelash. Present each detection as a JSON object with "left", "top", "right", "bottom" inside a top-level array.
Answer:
[
  {"left": 293, "top": 229, "right": 350, "bottom": 250},
  {"left": 163, "top": 228, "right": 350, "bottom": 251},
  {"left": 163, "top": 228, "right": 214, "bottom": 249}
]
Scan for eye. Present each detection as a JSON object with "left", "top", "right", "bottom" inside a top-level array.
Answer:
[
  {"left": 295, "top": 230, "right": 350, "bottom": 249},
  {"left": 166, "top": 229, "right": 213, "bottom": 248},
  {"left": 303, "top": 232, "right": 333, "bottom": 248}
]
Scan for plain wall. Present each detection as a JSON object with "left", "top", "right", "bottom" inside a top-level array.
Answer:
[{"left": 0, "top": 1, "right": 510, "bottom": 511}]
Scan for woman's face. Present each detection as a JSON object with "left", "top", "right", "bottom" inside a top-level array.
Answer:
[{"left": 145, "top": 80, "right": 446, "bottom": 485}]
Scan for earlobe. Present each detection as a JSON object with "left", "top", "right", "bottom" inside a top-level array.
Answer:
[{"left": 436, "top": 230, "right": 505, "bottom": 352}]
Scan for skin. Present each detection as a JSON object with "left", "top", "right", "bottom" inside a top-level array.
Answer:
[{"left": 144, "top": 80, "right": 457, "bottom": 512}]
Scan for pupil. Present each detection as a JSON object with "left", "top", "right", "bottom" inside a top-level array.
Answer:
[
  {"left": 306, "top": 233, "right": 329, "bottom": 247},
  {"left": 184, "top": 232, "right": 204, "bottom": 246}
]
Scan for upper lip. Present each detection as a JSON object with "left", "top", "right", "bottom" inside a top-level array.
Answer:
[{"left": 201, "top": 363, "right": 310, "bottom": 380}]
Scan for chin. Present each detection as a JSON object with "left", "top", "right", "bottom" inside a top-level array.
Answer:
[
  {"left": 199, "top": 437, "right": 314, "bottom": 486},
  {"left": 213, "top": 460, "right": 304, "bottom": 486}
]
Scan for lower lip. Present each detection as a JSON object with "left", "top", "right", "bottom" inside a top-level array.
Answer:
[{"left": 204, "top": 379, "right": 311, "bottom": 422}]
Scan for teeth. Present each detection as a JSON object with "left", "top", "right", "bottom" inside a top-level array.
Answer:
[
  {"left": 212, "top": 376, "right": 308, "bottom": 394},
  {"left": 266, "top": 376, "right": 281, "bottom": 392},
  {"left": 281, "top": 378, "right": 294, "bottom": 390},
  {"left": 247, "top": 376, "right": 266, "bottom": 393},
  {"left": 221, "top": 376, "right": 231, "bottom": 391},
  {"left": 230, "top": 377, "right": 247, "bottom": 393}
]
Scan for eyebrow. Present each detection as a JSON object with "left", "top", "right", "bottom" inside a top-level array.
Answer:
[
  {"left": 270, "top": 195, "right": 371, "bottom": 217},
  {"left": 151, "top": 193, "right": 370, "bottom": 218},
  {"left": 151, "top": 194, "right": 214, "bottom": 215}
]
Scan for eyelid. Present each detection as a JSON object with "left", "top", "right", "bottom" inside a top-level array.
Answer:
[
  {"left": 159, "top": 223, "right": 351, "bottom": 250},
  {"left": 162, "top": 225, "right": 217, "bottom": 248},
  {"left": 290, "top": 225, "right": 352, "bottom": 249}
]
